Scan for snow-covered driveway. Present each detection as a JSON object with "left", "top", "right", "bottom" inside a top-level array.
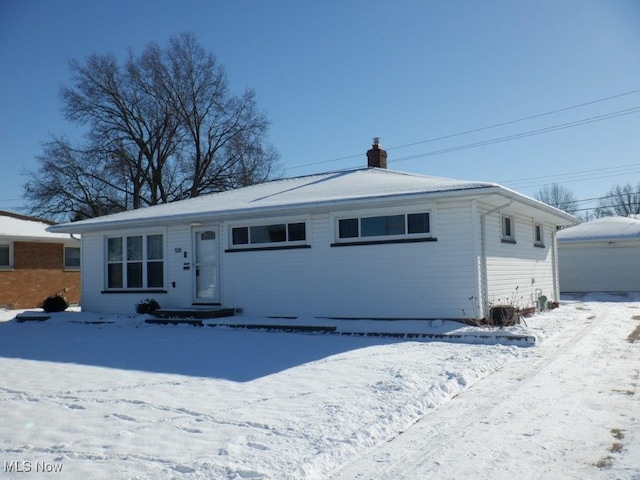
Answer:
[{"left": 332, "top": 296, "right": 640, "bottom": 480}]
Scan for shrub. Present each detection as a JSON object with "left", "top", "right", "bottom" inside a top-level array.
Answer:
[
  {"left": 42, "top": 294, "right": 69, "bottom": 313},
  {"left": 135, "top": 298, "right": 160, "bottom": 315},
  {"left": 489, "top": 305, "right": 520, "bottom": 326}
]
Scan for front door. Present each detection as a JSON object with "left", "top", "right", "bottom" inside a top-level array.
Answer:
[{"left": 192, "top": 226, "right": 220, "bottom": 303}]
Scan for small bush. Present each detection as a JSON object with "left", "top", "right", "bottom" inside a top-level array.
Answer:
[
  {"left": 42, "top": 294, "right": 69, "bottom": 313},
  {"left": 489, "top": 305, "right": 519, "bottom": 326},
  {"left": 135, "top": 298, "right": 160, "bottom": 315}
]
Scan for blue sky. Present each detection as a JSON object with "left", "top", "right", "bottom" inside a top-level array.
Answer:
[{"left": 1, "top": 0, "right": 640, "bottom": 216}]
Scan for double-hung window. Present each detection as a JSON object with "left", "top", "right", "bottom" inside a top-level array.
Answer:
[
  {"left": 106, "top": 234, "right": 164, "bottom": 289},
  {"left": 336, "top": 211, "right": 432, "bottom": 244}
]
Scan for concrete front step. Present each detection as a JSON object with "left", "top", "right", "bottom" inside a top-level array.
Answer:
[{"left": 152, "top": 308, "right": 236, "bottom": 320}]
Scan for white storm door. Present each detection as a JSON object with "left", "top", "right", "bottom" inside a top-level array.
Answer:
[{"left": 192, "top": 227, "right": 220, "bottom": 303}]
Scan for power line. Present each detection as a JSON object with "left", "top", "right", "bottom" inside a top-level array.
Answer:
[
  {"left": 572, "top": 203, "right": 640, "bottom": 213},
  {"left": 388, "top": 106, "right": 640, "bottom": 165},
  {"left": 534, "top": 187, "right": 640, "bottom": 214},
  {"left": 503, "top": 165, "right": 640, "bottom": 191},
  {"left": 573, "top": 190, "right": 640, "bottom": 206},
  {"left": 499, "top": 162, "right": 640, "bottom": 186},
  {"left": 286, "top": 88, "right": 640, "bottom": 172},
  {"left": 385, "top": 88, "right": 640, "bottom": 152}
]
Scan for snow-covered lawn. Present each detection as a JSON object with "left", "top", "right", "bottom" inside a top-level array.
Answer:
[{"left": 0, "top": 294, "right": 638, "bottom": 479}]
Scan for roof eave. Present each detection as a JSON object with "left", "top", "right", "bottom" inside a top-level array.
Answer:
[
  {"left": 46, "top": 185, "right": 499, "bottom": 234},
  {"left": 47, "top": 184, "right": 578, "bottom": 234},
  {"left": 490, "top": 186, "right": 578, "bottom": 225}
]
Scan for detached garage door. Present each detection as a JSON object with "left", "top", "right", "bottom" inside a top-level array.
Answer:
[{"left": 559, "top": 243, "right": 640, "bottom": 292}]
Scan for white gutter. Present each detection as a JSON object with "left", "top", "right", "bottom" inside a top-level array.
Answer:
[{"left": 479, "top": 198, "right": 514, "bottom": 319}]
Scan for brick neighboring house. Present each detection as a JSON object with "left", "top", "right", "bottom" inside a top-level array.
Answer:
[{"left": 0, "top": 211, "right": 80, "bottom": 309}]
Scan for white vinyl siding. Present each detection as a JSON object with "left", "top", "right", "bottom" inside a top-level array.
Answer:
[
  {"left": 79, "top": 198, "right": 565, "bottom": 319},
  {"left": 485, "top": 209, "right": 557, "bottom": 310},
  {"left": 223, "top": 202, "right": 476, "bottom": 319}
]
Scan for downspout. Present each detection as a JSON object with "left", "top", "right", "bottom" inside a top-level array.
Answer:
[
  {"left": 470, "top": 200, "right": 481, "bottom": 319},
  {"left": 479, "top": 199, "right": 513, "bottom": 319},
  {"left": 551, "top": 227, "right": 559, "bottom": 303}
]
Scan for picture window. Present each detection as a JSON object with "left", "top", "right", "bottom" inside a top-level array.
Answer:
[
  {"left": 106, "top": 234, "right": 164, "bottom": 289},
  {"left": 337, "top": 212, "right": 430, "bottom": 241},
  {"left": 231, "top": 222, "right": 307, "bottom": 247}
]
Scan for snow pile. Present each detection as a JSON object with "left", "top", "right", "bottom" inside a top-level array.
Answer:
[{"left": 0, "top": 296, "right": 637, "bottom": 479}]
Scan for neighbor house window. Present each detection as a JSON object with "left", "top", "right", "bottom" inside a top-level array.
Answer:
[
  {"left": 534, "top": 223, "right": 545, "bottom": 247},
  {"left": 0, "top": 243, "right": 10, "bottom": 268},
  {"left": 337, "top": 212, "right": 431, "bottom": 241},
  {"left": 230, "top": 222, "right": 307, "bottom": 248},
  {"left": 106, "top": 234, "right": 164, "bottom": 289},
  {"left": 64, "top": 246, "right": 81, "bottom": 269},
  {"left": 501, "top": 215, "right": 516, "bottom": 243}
]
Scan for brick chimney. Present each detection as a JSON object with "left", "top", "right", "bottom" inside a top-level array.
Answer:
[{"left": 366, "top": 137, "right": 387, "bottom": 169}]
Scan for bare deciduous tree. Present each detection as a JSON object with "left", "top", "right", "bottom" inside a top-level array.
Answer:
[
  {"left": 24, "top": 32, "right": 280, "bottom": 221},
  {"left": 595, "top": 183, "right": 640, "bottom": 217},
  {"left": 534, "top": 183, "right": 578, "bottom": 214}
]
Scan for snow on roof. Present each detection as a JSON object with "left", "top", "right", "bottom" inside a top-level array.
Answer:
[
  {"left": 0, "top": 211, "right": 76, "bottom": 241},
  {"left": 47, "top": 167, "right": 575, "bottom": 233},
  {"left": 557, "top": 216, "right": 640, "bottom": 243},
  {"left": 48, "top": 168, "right": 496, "bottom": 232}
]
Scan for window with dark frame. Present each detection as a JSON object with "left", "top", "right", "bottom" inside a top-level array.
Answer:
[
  {"left": 231, "top": 222, "right": 307, "bottom": 247},
  {"left": 106, "top": 234, "right": 164, "bottom": 289},
  {"left": 338, "top": 212, "right": 430, "bottom": 241},
  {"left": 0, "top": 243, "right": 10, "bottom": 267},
  {"left": 534, "top": 223, "right": 544, "bottom": 246}
]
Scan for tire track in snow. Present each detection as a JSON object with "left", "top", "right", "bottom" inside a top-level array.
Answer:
[{"left": 330, "top": 302, "right": 635, "bottom": 480}]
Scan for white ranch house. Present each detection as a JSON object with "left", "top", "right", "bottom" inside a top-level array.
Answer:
[
  {"left": 557, "top": 216, "right": 640, "bottom": 293},
  {"left": 48, "top": 142, "right": 577, "bottom": 320}
]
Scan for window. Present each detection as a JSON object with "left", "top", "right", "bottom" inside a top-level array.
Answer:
[
  {"left": 0, "top": 243, "right": 10, "bottom": 268},
  {"left": 534, "top": 223, "right": 545, "bottom": 247},
  {"left": 231, "top": 222, "right": 307, "bottom": 248},
  {"left": 64, "top": 246, "right": 81, "bottom": 269},
  {"left": 337, "top": 212, "right": 431, "bottom": 242},
  {"left": 501, "top": 215, "right": 516, "bottom": 243},
  {"left": 106, "top": 234, "right": 164, "bottom": 289}
]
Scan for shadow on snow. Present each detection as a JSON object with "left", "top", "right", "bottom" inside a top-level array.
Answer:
[{"left": 0, "top": 316, "right": 417, "bottom": 382}]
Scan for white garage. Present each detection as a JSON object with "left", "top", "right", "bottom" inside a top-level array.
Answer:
[{"left": 557, "top": 216, "right": 640, "bottom": 293}]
